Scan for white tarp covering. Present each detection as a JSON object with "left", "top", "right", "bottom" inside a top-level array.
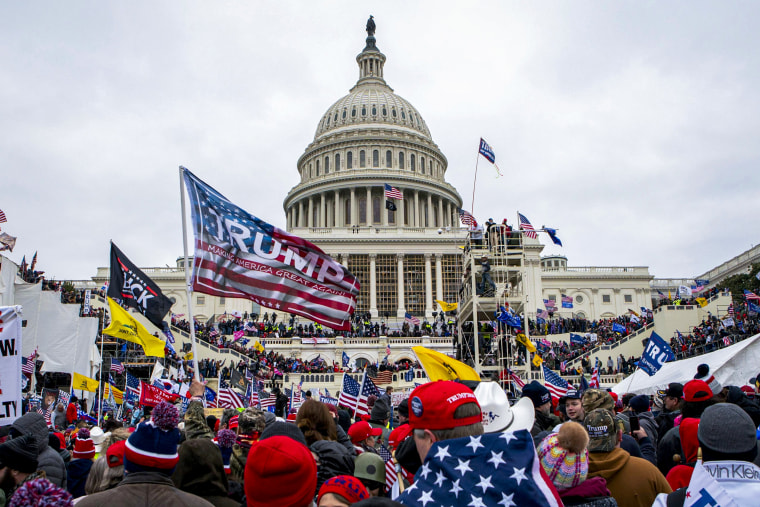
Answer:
[
  {"left": 15, "top": 282, "right": 99, "bottom": 376},
  {"left": 612, "top": 333, "right": 760, "bottom": 395},
  {"left": 0, "top": 255, "right": 19, "bottom": 306}
]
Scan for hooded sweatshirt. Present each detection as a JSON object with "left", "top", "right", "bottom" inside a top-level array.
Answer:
[
  {"left": 172, "top": 439, "right": 239, "bottom": 507},
  {"left": 10, "top": 412, "right": 67, "bottom": 488},
  {"left": 588, "top": 447, "right": 671, "bottom": 507},
  {"left": 653, "top": 460, "right": 760, "bottom": 507},
  {"left": 664, "top": 418, "right": 699, "bottom": 490}
]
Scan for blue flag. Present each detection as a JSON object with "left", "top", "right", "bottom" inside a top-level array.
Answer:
[
  {"left": 570, "top": 333, "right": 586, "bottom": 346},
  {"left": 545, "top": 227, "right": 562, "bottom": 247},
  {"left": 749, "top": 302, "right": 760, "bottom": 314},
  {"left": 638, "top": 332, "right": 675, "bottom": 376},
  {"left": 612, "top": 322, "right": 626, "bottom": 334},
  {"left": 405, "top": 369, "right": 415, "bottom": 382},
  {"left": 342, "top": 351, "right": 350, "bottom": 368}
]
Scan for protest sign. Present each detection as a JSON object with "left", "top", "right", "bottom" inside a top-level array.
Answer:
[{"left": 0, "top": 306, "right": 23, "bottom": 425}]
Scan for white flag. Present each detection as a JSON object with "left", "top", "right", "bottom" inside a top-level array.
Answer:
[
  {"left": 685, "top": 460, "right": 740, "bottom": 507},
  {"left": 678, "top": 285, "right": 693, "bottom": 298}
]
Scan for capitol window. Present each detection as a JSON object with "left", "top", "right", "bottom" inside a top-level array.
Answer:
[
  {"left": 352, "top": 107, "right": 356, "bottom": 118},
  {"left": 429, "top": 160, "right": 433, "bottom": 175},
  {"left": 197, "top": 296, "right": 205, "bottom": 305},
  {"left": 410, "top": 154, "right": 416, "bottom": 171},
  {"left": 624, "top": 294, "right": 633, "bottom": 303},
  {"left": 576, "top": 295, "right": 584, "bottom": 304},
  {"left": 347, "top": 152, "right": 353, "bottom": 169},
  {"left": 382, "top": 106, "right": 387, "bottom": 116},
  {"left": 342, "top": 109, "right": 346, "bottom": 119},
  {"left": 361, "top": 106, "right": 367, "bottom": 116},
  {"left": 372, "top": 105, "right": 377, "bottom": 116},
  {"left": 385, "top": 150, "right": 392, "bottom": 167},
  {"left": 324, "top": 156, "right": 330, "bottom": 174},
  {"left": 360, "top": 150, "right": 366, "bottom": 168},
  {"left": 333, "top": 112, "right": 338, "bottom": 122},
  {"left": 420, "top": 156, "right": 425, "bottom": 173},
  {"left": 316, "top": 159, "right": 320, "bottom": 176},
  {"left": 602, "top": 294, "right": 611, "bottom": 303},
  {"left": 335, "top": 154, "right": 340, "bottom": 171},
  {"left": 372, "top": 196, "right": 381, "bottom": 223},
  {"left": 359, "top": 197, "right": 367, "bottom": 223},
  {"left": 391, "top": 107, "right": 397, "bottom": 118},
  {"left": 373, "top": 150, "right": 379, "bottom": 167},
  {"left": 398, "top": 152, "right": 405, "bottom": 169},
  {"left": 401, "top": 109, "right": 406, "bottom": 119}
]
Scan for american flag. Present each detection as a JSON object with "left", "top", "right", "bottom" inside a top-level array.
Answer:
[
  {"left": 384, "top": 184, "right": 403, "bottom": 200},
  {"left": 506, "top": 368, "right": 525, "bottom": 390},
  {"left": 728, "top": 303, "right": 735, "bottom": 317},
  {"left": 543, "top": 299, "right": 556, "bottom": 309},
  {"left": 259, "top": 389, "right": 276, "bottom": 409},
  {"left": 21, "top": 354, "right": 36, "bottom": 378},
  {"left": 356, "top": 374, "right": 381, "bottom": 416},
  {"left": 377, "top": 444, "right": 399, "bottom": 491},
  {"left": 247, "top": 382, "right": 259, "bottom": 408},
  {"left": 517, "top": 212, "right": 537, "bottom": 239},
  {"left": 182, "top": 168, "right": 360, "bottom": 332},
  {"left": 110, "top": 358, "right": 125, "bottom": 374},
  {"left": 542, "top": 365, "right": 569, "bottom": 401},
  {"left": 536, "top": 308, "right": 549, "bottom": 320},
  {"left": 723, "top": 336, "right": 731, "bottom": 346},
  {"left": 125, "top": 372, "right": 141, "bottom": 403},
  {"left": 744, "top": 290, "right": 760, "bottom": 301},
  {"left": 372, "top": 370, "right": 394, "bottom": 385},
  {"left": 0, "top": 209, "right": 6, "bottom": 223},
  {"left": 458, "top": 208, "right": 477, "bottom": 227},
  {"left": 589, "top": 359, "right": 600, "bottom": 389},
  {"left": 405, "top": 312, "right": 420, "bottom": 326},
  {"left": 337, "top": 374, "right": 361, "bottom": 409},
  {"left": 218, "top": 381, "right": 245, "bottom": 409}
]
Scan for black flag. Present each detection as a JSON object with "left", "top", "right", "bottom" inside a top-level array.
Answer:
[
  {"left": 385, "top": 200, "right": 397, "bottom": 211},
  {"left": 108, "top": 242, "right": 173, "bottom": 329}
]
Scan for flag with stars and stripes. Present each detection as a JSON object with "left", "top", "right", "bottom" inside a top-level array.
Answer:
[
  {"left": 337, "top": 374, "right": 361, "bottom": 409},
  {"left": 517, "top": 212, "right": 537, "bottom": 239},
  {"left": 405, "top": 312, "right": 421, "bottom": 326},
  {"left": 259, "top": 389, "right": 276, "bottom": 410},
  {"left": 377, "top": 444, "right": 398, "bottom": 491},
  {"left": 542, "top": 365, "right": 570, "bottom": 401},
  {"left": 218, "top": 381, "right": 245, "bottom": 409},
  {"left": 110, "top": 358, "right": 125, "bottom": 374},
  {"left": 125, "top": 372, "right": 141, "bottom": 403},
  {"left": 181, "top": 167, "right": 360, "bottom": 331},
  {"left": 506, "top": 368, "right": 525, "bottom": 390},
  {"left": 458, "top": 209, "right": 477, "bottom": 227},
  {"left": 384, "top": 183, "right": 404, "bottom": 200},
  {"left": 356, "top": 374, "right": 381, "bottom": 416},
  {"left": 396, "top": 431, "right": 561, "bottom": 507}
]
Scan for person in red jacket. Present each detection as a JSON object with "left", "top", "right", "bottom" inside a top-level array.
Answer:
[{"left": 66, "top": 396, "right": 79, "bottom": 424}]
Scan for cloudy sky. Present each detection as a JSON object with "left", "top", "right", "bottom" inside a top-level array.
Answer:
[{"left": 2, "top": 2, "right": 758, "bottom": 282}]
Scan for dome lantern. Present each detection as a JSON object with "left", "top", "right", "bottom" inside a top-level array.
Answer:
[{"left": 355, "top": 16, "right": 388, "bottom": 89}]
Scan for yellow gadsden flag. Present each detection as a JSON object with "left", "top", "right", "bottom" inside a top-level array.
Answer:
[
  {"left": 436, "top": 300, "right": 458, "bottom": 313},
  {"left": 103, "top": 383, "right": 124, "bottom": 405},
  {"left": 72, "top": 372, "right": 99, "bottom": 392},
  {"left": 412, "top": 346, "right": 480, "bottom": 382},
  {"left": 253, "top": 340, "right": 265, "bottom": 353},
  {"left": 103, "top": 297, "right": 167, "bottom": 357},
  {"left": 532, "top": 354, "right": 544, "bottom": 368},
  {"left": 696, "top": 297, "right": 708, "bottom": 308},
  {"left": 515, "top": 333, "right": 537, "bottom": 353}
]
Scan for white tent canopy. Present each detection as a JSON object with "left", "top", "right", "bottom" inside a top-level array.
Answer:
[{"left": 612, "top": 333, "right": 760, "bottom": 396}]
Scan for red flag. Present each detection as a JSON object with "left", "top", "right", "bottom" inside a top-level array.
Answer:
[{"left": 139, "top": 381, "right": 179, "bottom": 407}]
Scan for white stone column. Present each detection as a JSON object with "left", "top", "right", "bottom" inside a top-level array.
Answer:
[
  {"left": 427, "top": 193, "right": 433, "bottom": 228},
  {"left": 435, "top": 253, "right": 443, "bottom": 301},
  {"left": 320, "top": 193, "right": 326, "bottom": 228},
  {"left": 424, "top": 253, "right": 433, "bottom": 318},
  {"left": 396, "top": 253, "right": 405, "bottom": 317},
  {"left": 437, "top": 197, "right": 443, "bottom": 228},
  {"left": 382, "top": 187, "right": 389, "bottom": 227},
  {"left": 350, "top": 189, "right": 356, "bottom": 226},
  {"left": 308, "top": 197, "right": 313, "bottom": 228},
  {"left": 447, "top": 201, "right": 452, "bottom": 228},
  {"left": 369, "top": 254, "right": 378, "bottom": 318},
  {"left": 414, "top": 190, "right": 419, "bottom": 227},
  {"left": 399, "top": 191, "right": 406, "bottom": 227},
  {"left": 298, "top": 200, "right": 304, "bottom": 228},
  {"left": 366, "top": 187, "right": 372, "bottom": 225},
  {"left": 334, "top": 190, "right": 340, "bottom": 227}
]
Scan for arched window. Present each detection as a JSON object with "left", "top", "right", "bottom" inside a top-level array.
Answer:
[
  {"left": 347, "top": 152, "right": 353, "bottom": 169},
  {"left": 386, "top": 150, "right": 392, "bottom": 167},
  {"left": 359, "top": 197, "right": 367, "bottom": 224},
  {"left": 360, "top": 150, "right": 366, "bottom": 168},
  {"left": 344, "top": 199, "right": 351, "bottom": 225},
  {"left": 382, "top": 106, "right": 387, "bottom": 116},
  {"left": 316, "top": 159, "right": 320, "bottom": 176},
  {"left": 342, "top": 109, "right": 347, "bottom": 120},
  {"left": 361, "top": 106, "right": 367, "bottom": 116},
  {"left": 401, "top": 109, "right": 406, "bottom": 120},
  {"left": 309, "top": 163, "right": 313, "bottom": 178},
  {"left": 410, "top": 154, "right": 416, "bottom": 171},
  {"left": 324, "top": 156, "right": 329, "bottom": 174},
  {"left": 420, "top": 157, "right": 425, "bottom": 174},
  {"left": 373, "top": 150, "right": 379, "bottom": 168},
  {"left": 398, "top": 152, "right": 405, "bottom": 169},
  {"left": 429, "top": 160, "right": 433, "bottom": 175},
  {"left": 335, "top": 153, "right": 341, "bottom": 171},
  {"left": 373, "top": 196, "right": 381, "bottom": 224},
  {"left": 351, "top": 107, "right": 357, "bottom": 118},
  {"left": 391, "top": 108, "right": 397, "bottom": 118},
  {"left": 333, "top": 112, "right": 338, "bottom": 122},
  {"left": 371, "top": 105, "right": 377, "bottom": 116}
]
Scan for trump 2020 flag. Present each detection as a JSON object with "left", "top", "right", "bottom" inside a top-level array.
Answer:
[
  {"left": 638, "top": 332, "right": 675, "bottom": 376},
  {"left": 181, "top": 167, "right": 360, "bottom": 331},
  {"left": 109, "top": 242, "right": 173, "bottom": 330},
  {"left": 478, "top": 138, "right": 503, "bottom": 177},
  {"left": 396, "top": 430, "right": 561, "bottom": 507}
]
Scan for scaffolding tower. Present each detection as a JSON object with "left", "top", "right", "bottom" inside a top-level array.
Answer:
[{"left": 457, "top": 224, "right": 530, "bottom": 381}]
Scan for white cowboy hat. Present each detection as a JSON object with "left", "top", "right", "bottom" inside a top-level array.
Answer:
[{"left": 474, "top": 381, "right": 535, "bottom": 433}]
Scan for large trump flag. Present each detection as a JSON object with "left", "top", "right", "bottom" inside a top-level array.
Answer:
[{"left": 181, "top": 167, "right": 360, "bottom": 331}]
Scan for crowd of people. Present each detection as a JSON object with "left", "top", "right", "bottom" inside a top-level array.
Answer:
[{"left": 6, "top": 355, "right": 760, "bottom": 506}]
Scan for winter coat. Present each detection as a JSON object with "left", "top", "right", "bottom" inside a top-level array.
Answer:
[
  {"left": 657, "top": 425, "right": 681, "bottom": 476},
  {"left": 172, "top": 439, "right": 239, "bottom": 507},
  {"left": 10, "top": 412, "right": 67, "bottom": 488},
  {"left": 53, "top": 408, "right": 67, "bottom": 430},
  {"left": 67, "top": 458, "right": 93, "bottom": 498},
  {"left": 531, "top": 410, "right": 561, "bottom": 437},
  {"left": 335, "top": 425, "right": 356, "bottom": 456},
  {"left": 76, "top": 471, "right": 214, "bottom": 507},
  {"left": 66, "top": 402, "right": 78, "bottom": 424},
  {"left": 588, "top": 447, "right": 671, "bottom": 507},
  {"left": 311, "top": 440, "right": 355, "bottom": 496},
  {"left": 183, "top": 400, "right": 214, "bottom": 440},
  {"left": 636, "top": 411, "right": 659, "bottom": 448},
  {"left": 560, "top": 476, "right": 618, "bottom": 507},
  {"left": 726, "top": 385, "right": 760, "bottom": 426}
]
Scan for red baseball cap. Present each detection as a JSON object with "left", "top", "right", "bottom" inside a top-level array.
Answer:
[
  {"left": 106, "top": 440, "right": 126, "bottom": 468},
  {"left": 388, "top": 424, "right": 413, "bottom": 450},
  {"left": 348, "top": 421, "right": 382, "bottom": 444},
  {"left": 408, "top": 381, "right": 482, "bottom": 431},
  {"left": 683, "top": 379, "right": 713, "bottom": 403}
]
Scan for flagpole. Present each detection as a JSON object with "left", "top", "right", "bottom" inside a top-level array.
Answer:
[
  {"left": 179, "top": 167, "right": 201, "bottom": 381},
  {"left": 471, "top": 149, "right": 481, "bottom": 218},
  {"left": 98, "top": 307, "right": 106, "bottom": 427},
  {"left": 355, "top": 371, "right": 365, "bottom": 419}
]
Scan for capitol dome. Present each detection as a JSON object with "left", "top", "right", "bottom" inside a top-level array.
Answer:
[{"left": 283, "top": 22, "right": 462, "bottom": 233}]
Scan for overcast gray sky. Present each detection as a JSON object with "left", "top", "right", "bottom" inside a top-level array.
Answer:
[{"left": 2, "top": 2, "right": 758, "bottom": 282}]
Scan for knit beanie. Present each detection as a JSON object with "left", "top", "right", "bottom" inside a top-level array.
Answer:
[
  {"left": 537, "top": 422, "right": 589, "bottom": 490},
  {"left": 72, "top": 428, "right": 96, "bottom": 459},
  {"left": 244, "top": 435, "right": 317, "bottom": 507},
  {"left": 317, "top": 475, "right": 370, "bottom": 505},
  {"left": 397, "top": 398, "right": 409, "bottom": 418},
  {"left": 370, "top": 398, "right": 390, "bottom": 421},
  {"left": 694, "top": 364, "right": 722, "bottom": 395},
  {"left": 216, "top": 429, "right": 236, "bottom": 474},
  {"left": 0, "top": 435, "right": 38, "bottom": 473},
  {"left": 698, "top": 403, "right": 757, "bottom": 457},
  {"left": 124, "top": 401, "right": 181, "bottom": 475},
  {"left": 259, "top": 421, "right": 308, "bottom": 447},
  {"left": 7, "top": 478, "right": 73, "bottom": 507}
]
